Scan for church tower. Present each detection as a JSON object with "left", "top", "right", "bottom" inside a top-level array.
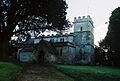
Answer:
[{"left": 73, "top": 15, "right": 94, "bottom": 64}]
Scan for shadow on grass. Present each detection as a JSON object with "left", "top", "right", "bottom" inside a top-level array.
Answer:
[{"left": 52, "top": 64, "right": 120, "bottom": 81}]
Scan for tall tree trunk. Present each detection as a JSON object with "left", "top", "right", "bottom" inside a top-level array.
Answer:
[{"left": 0, "top": 37, "right": 10, "bottom": 59}]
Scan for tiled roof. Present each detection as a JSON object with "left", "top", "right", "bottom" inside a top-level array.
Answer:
[
  {"left": 52, "top": 42, "right": 75, "bottom": 47},
  {"left": 20, "top": 45, "right": 35, "bottom": 52},
  {"left": 38, "top": 39, "right": 58, "bottom": 55},
  {"left": 24, "top": 38, "right": 34, "bottom": 45}
]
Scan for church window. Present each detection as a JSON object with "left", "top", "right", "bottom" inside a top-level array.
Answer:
[
  {"left": 60, "top": 38, "right": 64, "bottom": 42},
  {"left": 50, "top": 39, "right": 54, "bottom": 43},
  {"left": 60, "top": 49, "right": 62, "bottom": 56},
  {"left": 87, "top": 43, "right": 90, "bottom": 45},
  {"left": 80, "top": 27, "right": 83, "bottom": 31},
  {"left": 63, "top": 38, "right": 64, "bottom": 42}
]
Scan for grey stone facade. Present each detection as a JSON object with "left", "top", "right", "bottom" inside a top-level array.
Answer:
[
  {"left": 73, "top": 15, "right": 94, "bottom": 64},
  {"left": 17, "top": 15, "right": 94, "bottom": 64}
]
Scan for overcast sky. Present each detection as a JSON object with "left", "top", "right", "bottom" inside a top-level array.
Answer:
[{"left": 66, "top": 0, "right": 120, "bottom": 45}]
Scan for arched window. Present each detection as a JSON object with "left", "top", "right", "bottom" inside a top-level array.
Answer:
[
  {"left": 62, "top": 38, "right": 64, "bottom": 42},
  {"left": 80, "top": 26, "right": 83, "bottom": 31},
  {"left": 60, "top": 49, "right": 62, "bottom": 56},
  {"left": 60, "top": 38, "right": 64, "bottom": 42},
  {"left": 50, "top": 39, "right": 54, "bottom": 43}
]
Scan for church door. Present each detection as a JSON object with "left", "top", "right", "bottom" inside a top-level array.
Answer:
[{"left": 38, "top": 50, "right": 45, "bottom": 63}]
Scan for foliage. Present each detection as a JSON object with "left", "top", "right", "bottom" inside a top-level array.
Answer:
[
  {"left": 101, "top": 7, "right": 120, "bottom": 66},
  {"left": 53, "top": 64, "right": 120, "bottom": 81},
  {"left": 0, "top": 0, "right": 69, "bottom": 35},
  {"left": 0, "top": 0, "right": 69, "bottom": 58},
  {"left": 94, "top": 45, "right": 108, "bottom": 65},
  {"left": 104, "top": 7, "right": 120, "bottom": 51},
  {"left": 0, "top": 62, "right": 21, "bottom": 81}
]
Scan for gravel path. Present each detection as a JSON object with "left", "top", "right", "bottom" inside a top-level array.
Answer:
[{"left": 19, "top": 64, "right": 74, "bottom": 81}]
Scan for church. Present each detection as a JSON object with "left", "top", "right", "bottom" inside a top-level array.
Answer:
[{"left": 17, "top": 15, "right": 94, "bottom": 64}]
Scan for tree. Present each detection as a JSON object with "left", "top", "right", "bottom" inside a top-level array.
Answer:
[
  {"left": 102, "top": 7, "right": 120, "bottom": 66},
  {"left": 94, "top": 45, "right": 108, "bottom": 66},
  {"left": 0, "top": 0, "right": 69, "bottom": 59}
]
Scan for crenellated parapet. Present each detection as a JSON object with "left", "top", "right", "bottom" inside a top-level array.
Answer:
[{"left": 74, "top": 15, "right": 93, "bottom": 25}]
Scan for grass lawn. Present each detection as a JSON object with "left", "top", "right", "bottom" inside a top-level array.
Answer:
[
  {"left": 52, "top": 64, "right": 120, "bottom": 81},
  {"left": 0, "top": 62, "right": 21, "bottom": 81}
]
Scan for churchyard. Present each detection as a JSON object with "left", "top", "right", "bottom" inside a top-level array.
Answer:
[
  {"left": 0, "top": 62, "right": 21, "bottom": 81},
  {"left": 1, "top": 62, "right": 120, "bottom": 81},
  {"left": 53, "top": 64, "right": 120, "bottom": 81}
]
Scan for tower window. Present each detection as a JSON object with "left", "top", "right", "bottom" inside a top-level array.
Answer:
[{"left": 80, "top": 27, "right": 83, "bottom": 31}]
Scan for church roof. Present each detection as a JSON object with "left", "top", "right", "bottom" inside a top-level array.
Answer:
[
  {"left": 20, "top": 46, "right": 35, "bottom": 52},
  {"left": 17, "top": 39, "right": 58, "bottom": 55},
  {"left": 23, "top": 38, "right": 34, "bottom": 45},
  {"left": 37, "top": 39, "right": 58, "bottom": 55},
  {"left": 15, "top": 38, "right": 35, "bottom": 48},
  {"left": 53, "top": 42, "right": 75, "bottom": 47}
]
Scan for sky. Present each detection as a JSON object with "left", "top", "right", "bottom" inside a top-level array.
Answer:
[{"left": 66, "top": 0, "right": 120, "bottom": 46}]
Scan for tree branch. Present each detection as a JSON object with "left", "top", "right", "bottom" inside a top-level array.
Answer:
[{"left": 12, "top": 26, "right": 52, "bottom": 35}]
